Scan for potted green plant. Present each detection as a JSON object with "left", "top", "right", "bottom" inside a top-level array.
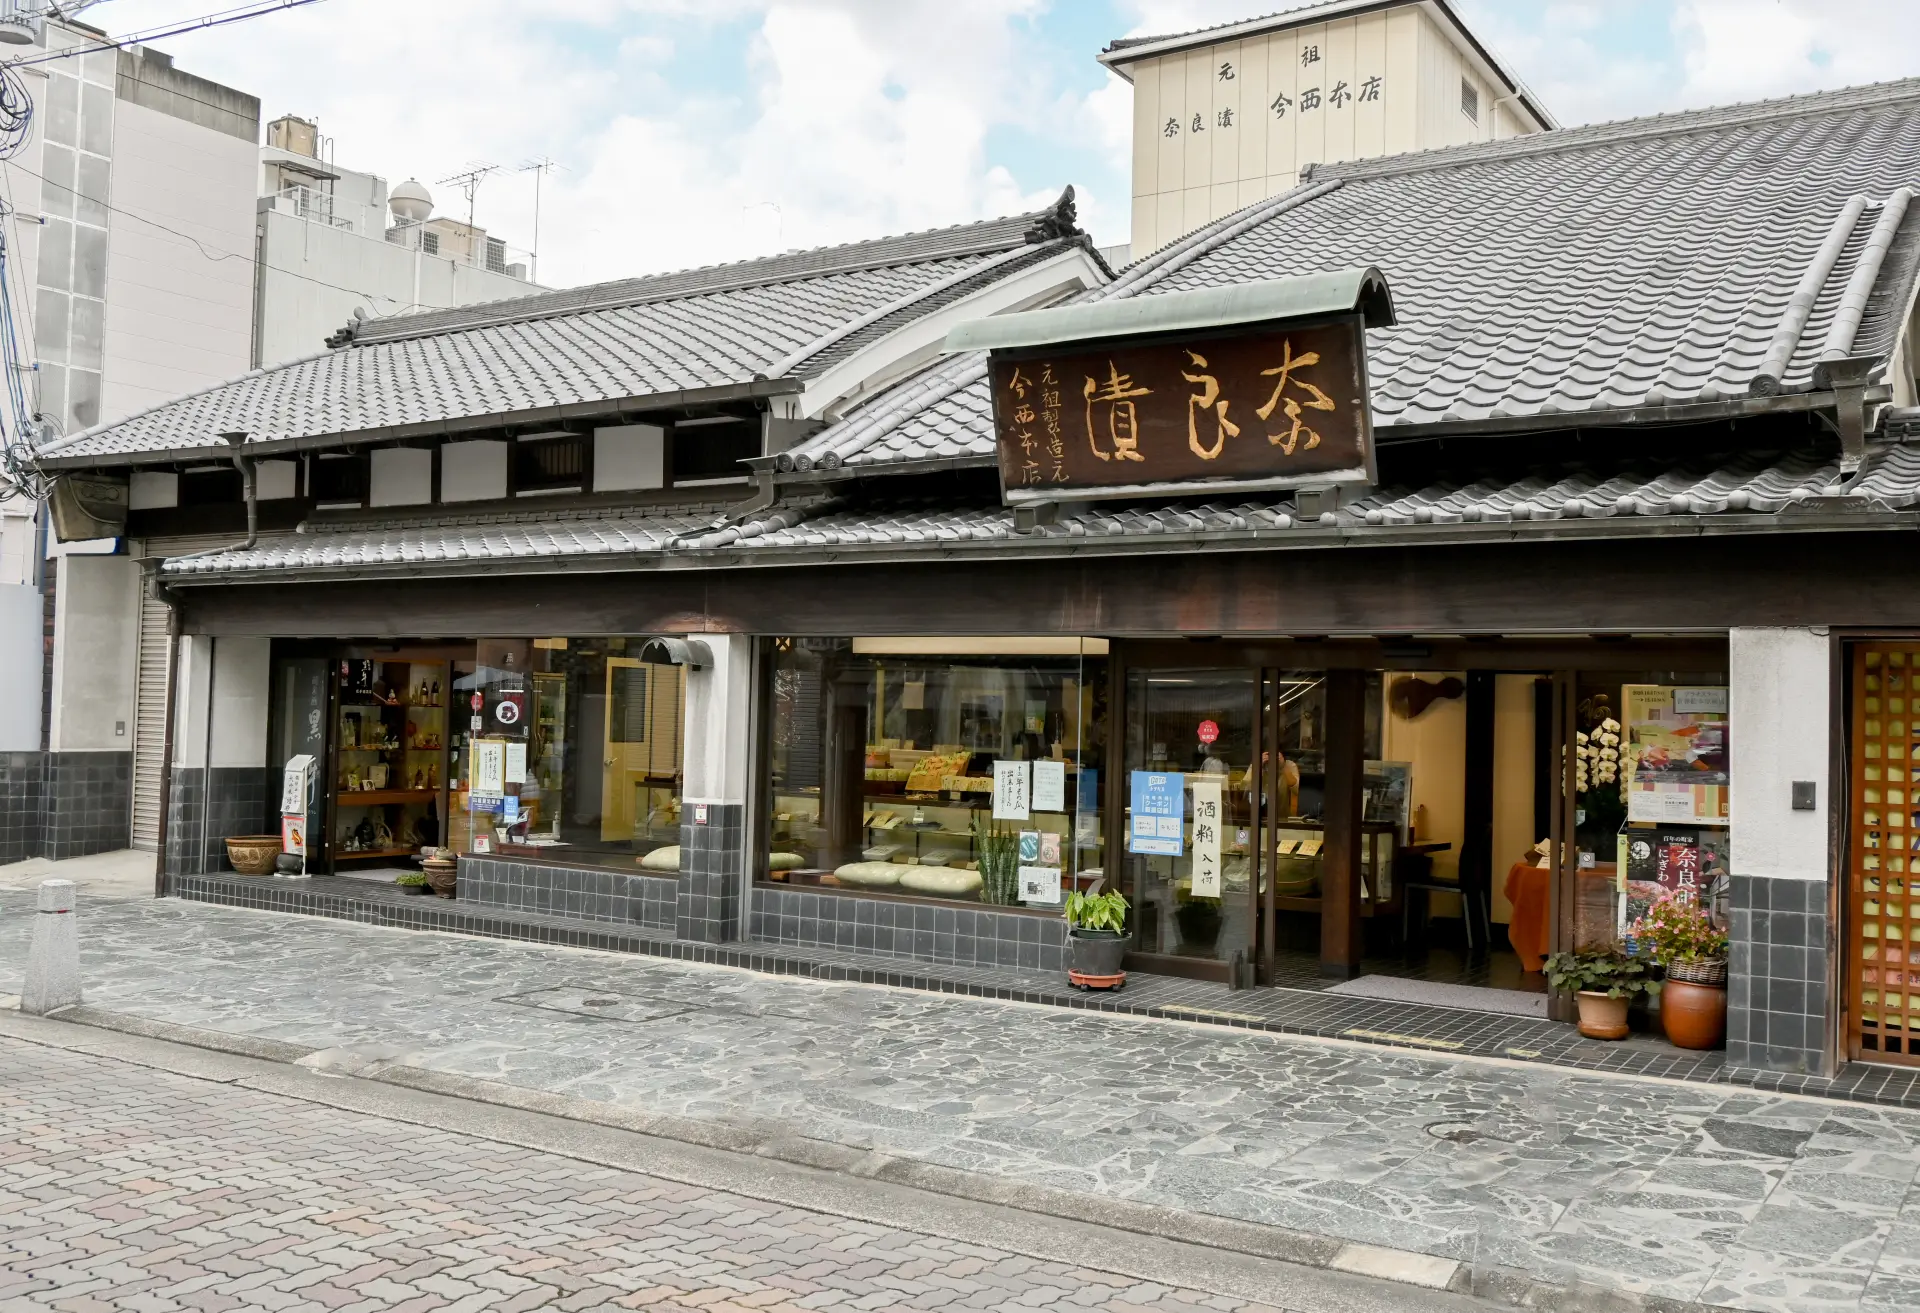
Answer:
[
  {"left": 1632, "top": 891, "right": 1730, "bottom": 1050},
  {"left": 395, "top": 871, "right": 430, "bottom": 896},
  {"left": 973, "top": 819, "right": 1020, "bottom": 906},
  {"left": 1064, "top": 881, "right": 1130, "bottom": 985},
  {"left": 1544, "top": 949, "right": 1662, "bottom": 1040}
]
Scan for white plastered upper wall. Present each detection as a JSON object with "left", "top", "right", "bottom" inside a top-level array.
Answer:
[{"left": 1112, "top": 1, "right": 1550, "bottom": 257}]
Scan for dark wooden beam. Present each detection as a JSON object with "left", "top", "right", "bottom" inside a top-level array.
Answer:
[
  {"left": 1321, "top": 668, "right": 1365, "bottom": 978},
  {"left": 1461, "top": 670, "right": 1496, "bottom": 945}
]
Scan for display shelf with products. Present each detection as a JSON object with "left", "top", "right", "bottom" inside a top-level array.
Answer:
[{"left": 330, "top": 658, "right": 452, "bottom": 866}]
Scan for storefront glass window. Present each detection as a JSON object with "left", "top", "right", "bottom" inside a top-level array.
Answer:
[
  {"left": 448, "top": 638, "right": 685, "bottom": 869},
  {"left": 766, "top": 638, "right": 1108, "bottom": 906}
]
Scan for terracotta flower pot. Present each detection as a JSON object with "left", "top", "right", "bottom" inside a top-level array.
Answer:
[
  {"left": 1661, "top": 978, "right": 1727, "bottom": 1050},
  {"left": 1575, "top": 990, "right": 1631, "bottom": 1040}
]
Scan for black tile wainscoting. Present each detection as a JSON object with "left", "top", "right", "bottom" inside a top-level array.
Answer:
[
  {"left": 0, "top": 751, "right": 45, "bottom": 862},
  {"left": 164, "top": 766, "right": 276, "bottom": 875},
  {"left": 676, "top": 803, "right": 744, "bottom": 944},
  {"left": 750, "top": 884, "right": 1067, "bottom": 974},
  {"left": 460, "top": 856, "right": 676, "bottom": 930},
  {"left": 1727, "top": 872, "right": 1833, "bottom": 1076},
  {"left": 45, "top": 751, "right": 131, "bottom": 860}
]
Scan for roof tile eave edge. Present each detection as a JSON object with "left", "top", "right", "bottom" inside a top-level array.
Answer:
[
  {"left": 158, "top": 503, "right": 1920, "bottom": 585},
  {"left": 1313, "top": 75, "right": 1920, "bottom": 189},
  {"left": 348, "top": 212, "right": 1066, "bottom": 348}
]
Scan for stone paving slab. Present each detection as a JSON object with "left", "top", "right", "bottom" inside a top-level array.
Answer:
[
  {"left": 7, "top": 891, "right": 1920, "bottom": 1311},
  {"left": 167, "top": 871, "right": 1920, "bottom": 1110}
]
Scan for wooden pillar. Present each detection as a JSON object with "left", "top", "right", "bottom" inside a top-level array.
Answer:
[
  {"left": 1321, "top": 668, "right": 1365, "bottom": 977},
  {"left": 823, "top": 690, "right": 867, "bottom": 871},
  {"left": 1461, "top": 670, "right": 1496, "bottom": 946}
]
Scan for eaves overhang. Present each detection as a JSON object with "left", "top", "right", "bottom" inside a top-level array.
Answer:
[
  {"left": 763, "top": 385, "right": 1887, "bottom": 486},
  {"left": 36, "top": 377, "right": 809, "bottom": 473},
  {"left": 156, "top": 506, "right": 1919, "bottom": 589}
]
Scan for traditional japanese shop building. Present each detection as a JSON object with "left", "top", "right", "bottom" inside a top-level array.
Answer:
[{"left": 33, "top": 78, "right": 1920, "bottom": 1083}]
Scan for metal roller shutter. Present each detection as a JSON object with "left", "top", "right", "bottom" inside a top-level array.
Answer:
[{"left": 131, "top": 586, "right": 172, "bottom": 852}]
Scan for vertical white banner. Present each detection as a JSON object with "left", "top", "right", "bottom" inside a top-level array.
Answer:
[
  {"left": 993, "top": 759, "right": 1032, "bottom": 820},
  {"left": 1190, "top": 779, "right": 1223, "bottom": 898}
]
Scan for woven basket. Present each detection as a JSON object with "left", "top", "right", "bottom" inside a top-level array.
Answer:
[
  {"left": 225, "top": 835, "right": 282, "bottom": 876},
  {"left": 1665, "top": 957, "right": 1728, "bottom": 987}
]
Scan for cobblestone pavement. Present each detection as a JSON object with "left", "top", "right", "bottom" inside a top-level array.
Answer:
[
  {"left": 6, "top": 893, "right": 1920, "bottom": 1312},
  {"left": 0, "top": 1038, "right": 1300, "bottom": 1313}
]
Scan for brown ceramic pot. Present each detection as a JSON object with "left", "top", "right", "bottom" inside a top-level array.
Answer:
[
  {"left": 1660, "top": 978, "right": 1727, "bottom": 1050},
  {"left": 423, "top": 859, "right": 457, "bottom": 899},
  {"left": 1575, "top": 990, "right": 1631, "bottom": 1040}
]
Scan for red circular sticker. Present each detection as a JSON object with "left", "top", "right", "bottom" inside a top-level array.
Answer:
[
  {"left": 1197, "top": 719, "right": 1220, "bottom": 745},
  {"left": 470, "top": 692, "right": 483, "bottom": 711}
]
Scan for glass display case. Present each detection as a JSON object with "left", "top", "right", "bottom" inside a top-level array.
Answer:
[
  {"left": 330, "top": 657, "right": 450, "bottom": 866},
  {"left": 766, "top": 640, "right": 1108, "bottom": 906}
]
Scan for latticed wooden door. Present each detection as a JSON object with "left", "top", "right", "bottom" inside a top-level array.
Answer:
[{"left": 1849, "top": 644, "right": 1920, "bottom": 1064}]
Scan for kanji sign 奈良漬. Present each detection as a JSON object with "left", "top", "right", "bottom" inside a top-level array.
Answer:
[{"left": 986, "top": 317, "right": 1373, "bottom": 503}]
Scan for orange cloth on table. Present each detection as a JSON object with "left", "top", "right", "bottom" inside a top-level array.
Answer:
[{"left": 1505, "top": 860, "right": 1551, "bottom": 973}]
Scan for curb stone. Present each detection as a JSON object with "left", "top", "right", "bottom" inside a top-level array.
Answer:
[{"left": 30, "top": 1002, "right": 1761, "bottom": 1313}]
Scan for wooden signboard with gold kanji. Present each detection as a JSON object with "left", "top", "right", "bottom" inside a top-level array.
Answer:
[{"left": 986, "top": 317, "right": 1373, "bottom": 504}]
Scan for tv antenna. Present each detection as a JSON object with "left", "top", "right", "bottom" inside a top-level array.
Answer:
[
  {"left": 437, "top": 161, "right": 498, "bottom": 233},
  {"left": 518, "top": 156, "right": 564, "bottom": 284}
]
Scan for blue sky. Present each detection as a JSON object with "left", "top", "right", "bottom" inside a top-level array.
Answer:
[{"left": 85, "top": 1, "right": 1915, "bottom": 287}]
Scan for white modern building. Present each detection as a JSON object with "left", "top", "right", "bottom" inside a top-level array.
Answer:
[
  {"left": 253, "top": 114, "right": 540, "bottom": 369},
  {"left": 0, "top": 17, "right": 259, "bottom": 844},
  {"left": 1101, "top": 0, "right": 1553, "bottom": 258}
]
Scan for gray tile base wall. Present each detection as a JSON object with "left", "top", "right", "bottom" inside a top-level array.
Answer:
[
  {"left": 0, "top": 751, "right": 45, "bottom": 863},
  {"left": 45, "top": 751, "right": 131, "bottom": 860},
  {"left": 676, "top": 803, "right": 745, "bottom": 944},
  {"left": 460, "top": 856, "right": 676, "bottom": 930},
  {"left": 752, "top": 884, "right": 1067, "bottom": 973},
  {"left": 165, "top": 766, "right": 276, "bottom": 876},
  {"left": 1728, "top": 873, "right": 1832, "bottom": 1076}
]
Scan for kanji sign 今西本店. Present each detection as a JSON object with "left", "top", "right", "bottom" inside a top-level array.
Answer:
[{"left": 988, "top": 320, "right": 1373, "bottom": 503}]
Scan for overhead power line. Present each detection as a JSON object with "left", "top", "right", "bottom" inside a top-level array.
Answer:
[{"left": 6, "top": 0, "right": 330, "bottom": 69}]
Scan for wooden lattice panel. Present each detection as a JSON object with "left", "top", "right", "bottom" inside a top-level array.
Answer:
[{"left": 1850, "top": 645, "right": 1920, "bottom": 1064}]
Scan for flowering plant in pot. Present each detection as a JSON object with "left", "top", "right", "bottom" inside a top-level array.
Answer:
[
  {"left": 1063, "top": 882, "right": 1130, "bottom": 986},
  {"left": 1544, "top": 949, "right": 1662, "bottom": 1040},
  {"left": 1631, "top": 891, "right": 1730, "bottom": 1049}
]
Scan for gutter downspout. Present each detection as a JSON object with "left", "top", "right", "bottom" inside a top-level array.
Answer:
[{"left": 149, "top": 430, "right": 258, "bottom": 609}]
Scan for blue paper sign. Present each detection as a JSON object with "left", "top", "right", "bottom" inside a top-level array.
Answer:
[{"left": 1129, "top": 770, "right": 1186, "bottom": 856}]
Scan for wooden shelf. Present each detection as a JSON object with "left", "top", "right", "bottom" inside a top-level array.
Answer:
[
  {"left": 336, "top": 789, "right": 439, "bottom": 805},
  {"left": 336, "top": 847, "right": 420, "bottom": 860}
]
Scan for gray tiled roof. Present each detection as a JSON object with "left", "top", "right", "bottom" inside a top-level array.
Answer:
[
  {"left": 781, "top": 79, "right": 1920, "bottom": 477},
  {"left": 41, "top": 197, "right": 1086, "bottom": 465},
  {"left": 158, "top": 443, "right": 1920, "bottom": 579}
]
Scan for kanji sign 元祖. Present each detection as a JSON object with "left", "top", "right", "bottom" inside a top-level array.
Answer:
[{"left": 987, "top": 319, "right": 1373, "bottom": 503}]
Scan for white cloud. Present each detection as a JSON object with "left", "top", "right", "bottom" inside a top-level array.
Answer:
[
  {"left": 93, "top": 0, "right": 1109, "bottom": 287},
  {"left": 1676, "top": 0, "right": 1920, "bottom": 105}
]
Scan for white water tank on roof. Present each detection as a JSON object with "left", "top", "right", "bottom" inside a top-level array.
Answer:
[
  {"left": 389, "top": 178, "right": 433, "bottom": 225},
  {"left": 0, "top": 0, "right": 38, "bottom": 45}
]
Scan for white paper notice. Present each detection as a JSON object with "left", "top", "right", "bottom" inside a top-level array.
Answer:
[
  {"left": 992, "top": 759, "right": 1031, "bottom": 820},
  {"left": 1031, "top": 759, "right": 1066, "bottom": 812},
  {"left": 504, "top": 741, "right": 528, "bottom": 786},
  {"left": 471, "top": 739, "right": 507, "bottom": 794},
  {"left": 1189, "top": 780, "right": 1224, "bottom": 898},
  {"left": 1019, "top": 865, "right": 1062, "bottom": 904}
]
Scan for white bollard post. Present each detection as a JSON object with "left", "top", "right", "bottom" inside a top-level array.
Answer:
[{"left": 22, "top": 879, "right": 81, "bottom": 1015}]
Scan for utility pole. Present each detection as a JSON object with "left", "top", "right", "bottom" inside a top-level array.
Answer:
[{"left": 518, "top": 157, "right": 563, "bottom": 284}]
